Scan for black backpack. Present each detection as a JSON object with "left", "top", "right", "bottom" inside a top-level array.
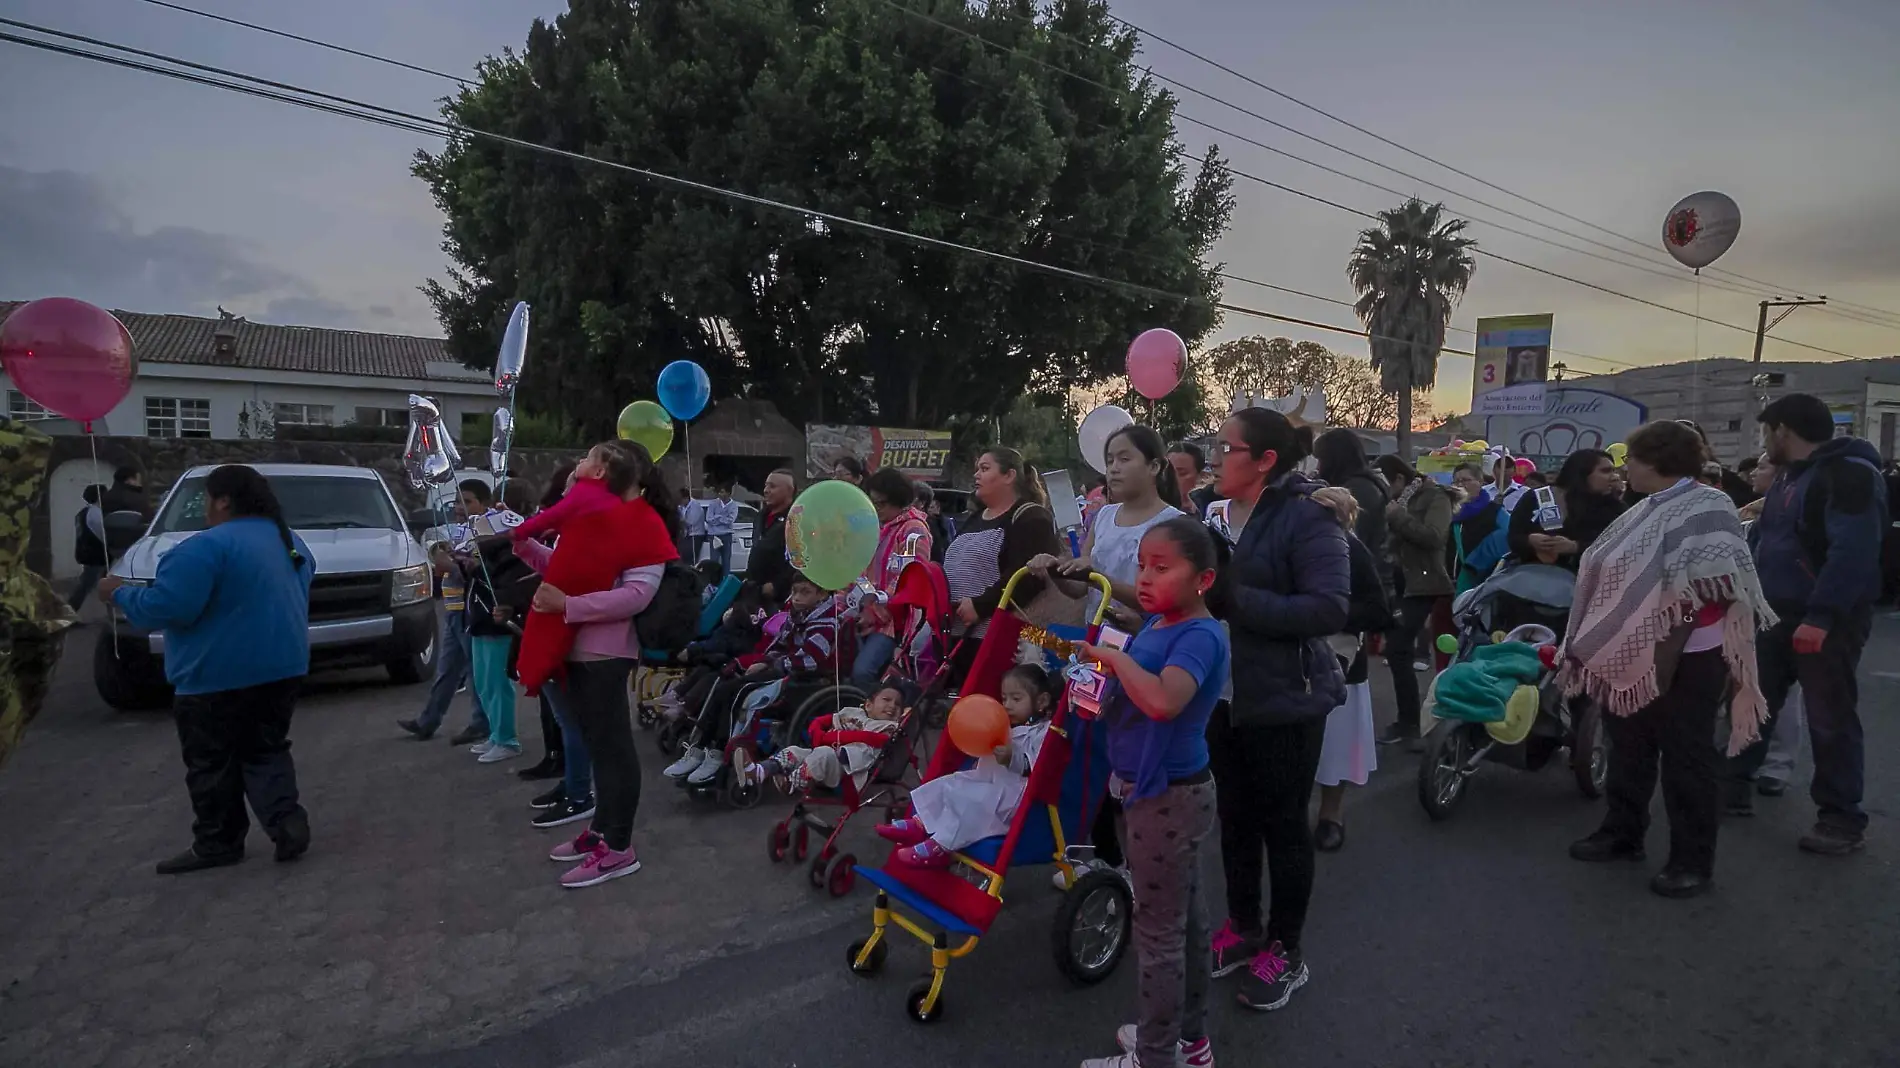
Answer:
[{"left": 636, "top": 561, "right": 704, "bottom": 652}]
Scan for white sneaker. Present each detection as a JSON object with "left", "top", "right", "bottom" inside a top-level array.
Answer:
[
  {"left": 477, "top": 744, "right": 521, "bottom": 764},
  {"left": 1114, "top": 1024, "right": 1215, "bottom": 1067},
  {"left": 1411, "top": 661, "right": 1429, "bottom": 672},
  {"left": 663, "top": 746, "right": 708, "bottom": 779},
  {"left": 686, "top": 751, "right": 724, "bottom": 785},
  {"left": 469, "top": 741, "right": 494, "bottom": 755}
]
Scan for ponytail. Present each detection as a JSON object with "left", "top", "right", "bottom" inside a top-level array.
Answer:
[
  {"left": 597, "top": 439, "right": 681, "bottom": 541},
  {"left": 203, "top": 464, "right": 304, "bottom": 569},
  {"left": 985, "top": 447, "right": 1047, "bottom": 510}
]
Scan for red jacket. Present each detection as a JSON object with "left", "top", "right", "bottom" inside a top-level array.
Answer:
[
  {"left": 806, "top": 713, "right": 895, "bottom": 750},
  {"left": 516, "top": 497, "right": 677, "bottom": 693}
]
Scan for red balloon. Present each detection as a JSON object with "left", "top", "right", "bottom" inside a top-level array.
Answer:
[
  {"left": 0, "top": 298, "right": 137, "bottom": 428},
  {"left": 946, "top": 693, "right": 1011, "bottom": 757}
]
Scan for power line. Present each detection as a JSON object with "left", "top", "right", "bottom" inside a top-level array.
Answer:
[
  {"left": 0, "top": 24, "right": 1483, "bottom": 362},
  {"left": 133, "top": 0, "right": 472, "bottom": 85}
]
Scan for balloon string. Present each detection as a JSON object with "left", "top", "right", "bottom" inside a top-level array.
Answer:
[
  {"left": 1691, "top": 271, "right": 1703, "bottom": 423},
  {"left": 93, "top": 429, "right": 119, "bottom": 660}
]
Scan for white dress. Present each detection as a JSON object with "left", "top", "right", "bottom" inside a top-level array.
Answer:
[
  {"left": 1315, "top": 681, "right": 1377, "bottom": 787},
  {"left": 908, "top": 720, "right": 1050, "bottom": 851}
]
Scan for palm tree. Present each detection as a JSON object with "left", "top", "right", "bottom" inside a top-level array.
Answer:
[{"left": 1348, "top": 199, "right": 1477, "bottom": 457}]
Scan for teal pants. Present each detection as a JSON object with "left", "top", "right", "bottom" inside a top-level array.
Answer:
[{"left": 470, "top": 636, "right": 518, "bottom": 749}]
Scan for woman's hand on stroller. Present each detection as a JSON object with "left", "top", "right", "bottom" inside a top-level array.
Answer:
[{"left": 955, "top": 598, "right": 979, "bottom": 627}]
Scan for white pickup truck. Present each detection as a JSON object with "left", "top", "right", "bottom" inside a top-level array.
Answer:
[{"left": 95, "top": 463, "right": 438, "bottom": 710}]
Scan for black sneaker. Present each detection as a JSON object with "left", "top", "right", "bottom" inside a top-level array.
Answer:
[
  {"left": 1236, "top": 941, "right": 1309, "bottom": 1011},
  {"left": 449, "top": 724, "right": 486, "bottom": 747},
  {"left": 518, "top": 753, "right": 564, "bottom": 781},
  {"left": 531, "top": 796, "right": 596, "bottom": 829},
  {"left": 1798, "top": 823, "right": 1866, "bottom": 856},
  {"left": 396, "top": 718, "right": 435, "bottom": 740},
  {"left": 1649, "top": 866, "right": 1712, "bottom": 898},
  {"left": 155, "top": 847, "right": 243, "bottom": 875},
  {"left": 1724, "top": 779, "right": 1755, "bottom": 817},
  {"left": 1755, "top": 777, "right": 1787, "bottom": 797},
  {"left": 530, "top": 784, "right": 567, "bottom": 810},
  {"left": 273, "top": 810, "right": 311, "bottom": 863},
  {"left": 1568, "top": 831, "right": 1646, "bottom": 863}
]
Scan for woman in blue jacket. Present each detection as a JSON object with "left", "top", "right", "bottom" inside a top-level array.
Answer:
[
  {"left": 1203, "top": 408, "right": 1349, "bottom": 1015},
  {"left": 100, "top": 465, "right": 315, "bottom": 875}
]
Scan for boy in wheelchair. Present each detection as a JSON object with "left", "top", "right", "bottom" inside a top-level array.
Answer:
[{"left": 663, "top": 572, "right": 842, "bottom": 786}]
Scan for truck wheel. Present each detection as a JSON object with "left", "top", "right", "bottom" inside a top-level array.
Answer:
[
  {"left": 387, "top": 632, "right": 436, "bottom": 685},
  {"left": 93, "top": 630, "right": 171, "bottom": 711}
]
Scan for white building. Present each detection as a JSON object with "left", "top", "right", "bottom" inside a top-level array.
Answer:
[{"left": 1, "top": 302, "right": 497, "bottom": 442}]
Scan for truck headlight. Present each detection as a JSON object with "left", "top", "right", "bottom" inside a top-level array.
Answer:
[{"left": 390, "top": 563, "right": 431, "bottom": 607}]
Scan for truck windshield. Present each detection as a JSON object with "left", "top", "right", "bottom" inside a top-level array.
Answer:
[{"left": 154, "top": 475, "right": 403, "bottom": 534}]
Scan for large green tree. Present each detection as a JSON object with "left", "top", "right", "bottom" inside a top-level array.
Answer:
[
  {"left": 1346, "top": 198, "right": 1477, "bottom": 456},
  {"left": 416, "top": 0, "right": 1234, "bottom": 439},
  {"left": 1203, "top": 335, "right": 1438, "bottom": 430}
]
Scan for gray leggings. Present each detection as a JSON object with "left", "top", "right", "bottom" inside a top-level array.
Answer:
[{"left": 1124, "top": 776, "right": 1218, "bottom": 1064}]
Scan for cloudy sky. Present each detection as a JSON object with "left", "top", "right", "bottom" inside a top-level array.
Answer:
[{"left": 3, "top": 0, "right": 1898, "bottom": 409}]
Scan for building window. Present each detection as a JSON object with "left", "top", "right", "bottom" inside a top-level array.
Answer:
[
  {"left": 355, "top": 406, "right": 407, "bottom": 428},
  {"left": 274, "top": 402, "right": 335, "bottom": 427},
  {"left": 146, "top": 397, "right": 211, "bottom": 439},
  {"left": 1725, "top": 420, "right": 1741, "bottom": 432},
  {"left": 6, "top": 390, "right": 52, "bottom": 420}
]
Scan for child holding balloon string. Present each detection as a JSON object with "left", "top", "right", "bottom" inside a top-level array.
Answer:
[{"left": 877, "top": 663, "right": 1056, "bottom": 867}]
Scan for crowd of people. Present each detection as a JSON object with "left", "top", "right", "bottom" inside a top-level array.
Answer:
[{"left": 103, "top": 389, "right": 1885, "bottom": 1068}]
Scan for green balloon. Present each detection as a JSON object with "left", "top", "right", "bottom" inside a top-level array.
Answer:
[
  {"left": 1435, "top": 633, "right": 1459, "bottom": 656},
  {"left": 615, "top": 400, "right": 673, "bottom": 459},
  {"left": 786, "top": 479, "right": 879, "bottom": 591}
]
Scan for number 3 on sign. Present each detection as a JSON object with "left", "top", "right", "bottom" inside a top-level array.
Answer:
[{"left": 1482, "top": 363, "right": 1497, "bottom": 384}]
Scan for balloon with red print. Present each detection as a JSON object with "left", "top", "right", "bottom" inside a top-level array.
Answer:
[
  {"left": 0, "top": 297, "right": 137, "bottom": 430},
  {"left": 1126, "top": 328, "right": 1186, "bottom": 400}
]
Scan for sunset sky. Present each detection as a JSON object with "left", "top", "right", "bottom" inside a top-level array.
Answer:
[{"left": 3, "top": 0, "right": 1897, "bottom": 415}]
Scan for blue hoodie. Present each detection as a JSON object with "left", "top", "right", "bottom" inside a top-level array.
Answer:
[
  {"left": 115, "top": 517, "right": 315, "bottom": 695},
  {"left": 1751, "top": 436, "right": 1888, "bottom": 629}
]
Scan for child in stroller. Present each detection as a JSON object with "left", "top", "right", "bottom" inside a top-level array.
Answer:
[
  {"left": 663, "top": 572, "right": 845, "bottom": 788},
  {"left": 749, "top": 679, "right": 907, "bottom": 793},
  {"left": 878, "top": 663, "right": 1056, "bottom": 867}
]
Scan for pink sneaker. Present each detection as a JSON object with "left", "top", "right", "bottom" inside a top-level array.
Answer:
[
  {"left": 1115, "top": 1023, "right": 1216, "bottom": 1066},
  {"left": 893, "top": 840, "right": 953, "bottom": 869},
  {"left": 875, "top": 819, "right": 929, "bottom": 846},
  {"left": 1210, "top": 919, "right": 1256, "bottom": 978},
  {"left": 561, "top": 844, "right": 641, "bottom": 888},
  {"left": 548, "top": 830, "right": 603, "bottom": 863}
]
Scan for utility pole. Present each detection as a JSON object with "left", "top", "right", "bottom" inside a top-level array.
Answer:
[{"left": 1753, "top": 297, "right": 1828, "bottom": 364}]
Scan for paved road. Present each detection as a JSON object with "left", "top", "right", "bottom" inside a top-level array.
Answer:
[{"left": 3, "top": 617, "right": 1897, "bottom": 1068}]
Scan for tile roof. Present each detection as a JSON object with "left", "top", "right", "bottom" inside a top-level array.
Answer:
[{"left": 0, "top": 301, "right": 466, "bottom": 381}]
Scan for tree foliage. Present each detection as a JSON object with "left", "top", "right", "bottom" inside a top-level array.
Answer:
[
  {"left": 1346, "top": 198, "right": 1476, "bottom": 453},
  {"left": 415, "top": 0, "right": 1235, "bottom": 439},
  {"left": 1201, "top": 335, "right": 1439, "bottom": 430}
]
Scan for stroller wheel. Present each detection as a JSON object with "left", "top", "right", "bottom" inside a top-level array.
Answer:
[
  {"left": 846, "top": 936, "right": 886, "bottom": 977},
  {"left": 793, "top": 825, "right": 810, "bottom": 862},
  {"left": 905, "top": 978, "right": 945, "bottom": 1023},
  {"left": 768, "top": 824, "right": 791, "bottom": 863},
  {"left": 808, "top": 854, "right": 829, "bottom": 889},
  {"left": 1571, "top": 702, "right": 1609, "bottom": 799},
  {"left": 724, "top": 771, "right": 762, "bottom": 810},
  {"left": 826, "top": 853, "right": 857, "bottom": 897},
  {"left": 1052, "top": 868, "right": 1133, "bottom": 986},
  {"left": 1418, "top": 721, "right": 1479, "bottom": 820}
]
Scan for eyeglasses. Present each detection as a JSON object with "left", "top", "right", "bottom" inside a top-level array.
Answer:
[{"left": 1217, "top": 441, "right": 1251, "bottom": 456}]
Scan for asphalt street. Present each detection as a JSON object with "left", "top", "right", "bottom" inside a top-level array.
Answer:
[{"left": 3, "top": 612, "right": 1897, "bottom": 1068}]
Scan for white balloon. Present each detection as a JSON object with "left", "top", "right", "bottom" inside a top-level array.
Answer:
[
  {"left": 1077, "top": 404, "right": 1136, "bottom": 474},
  {"left": 1661, "top": 191, "right": 1741, "bottom": 270}
]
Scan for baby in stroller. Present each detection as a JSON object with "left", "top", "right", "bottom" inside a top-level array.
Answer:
[
  {"left": 747, "top": 679, "right": 908, "bottom": 792},
  {"left": 663, "top": 572, "right": 841, "bottom": 786},
  {"left": 877, "top": 663, "right": 1055, "bottom": 867}
]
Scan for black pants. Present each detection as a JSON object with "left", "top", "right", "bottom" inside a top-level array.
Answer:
[
  {"left": 1384, "top": 594, "right": 1436, "bottom": 735},
  {"left": 536, "top": 693, "right": 562, "bottom": 762},
  {"left": 1206, "top": 704, "right": 1324, "bottom": 955},
  {"left": 1599, "top": 650, "right": 1727, "bottom": 875},
  {"left": 567, "top": 658, "right": 639, "bottom": 851},
  {"left": 1730, "top": 609, "right": 1869, "bottom": 831},
  {"left": 1088, "top": 798, "right": 1124, "bottom": 867},
  {"left": 173, "top": 677, "right": 307, "bottom": 859}
]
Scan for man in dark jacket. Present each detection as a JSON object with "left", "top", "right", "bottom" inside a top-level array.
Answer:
[
  {"left": 100, "top": 466, "right": 149, "bottom": 518},
  {"left": 1730, "top": 394, "right": 1886, "bottom": 854},
  {"left": 746, "top": 469, "right": 797, "bottom": 602}
]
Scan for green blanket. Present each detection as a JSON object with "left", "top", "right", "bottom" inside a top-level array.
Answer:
[{"left": 1433, "top": 642, "right": 1545, "bottom": 724}]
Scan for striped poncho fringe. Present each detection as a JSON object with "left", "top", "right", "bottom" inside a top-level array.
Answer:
[{"left": 1558, "top": 480, "right": 1778, "bottom": 756}]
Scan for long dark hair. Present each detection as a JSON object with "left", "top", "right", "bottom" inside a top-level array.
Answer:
[
  {"left": 598, "top": 440, "right": 681, "bottom": 542},
  {"left": 540, "top": 461, "right": 576, "bottom": 511},
  {"left": 204, "top": 464, "right": 303, "bottom": 568},
  {"left": 1104, "top": 424, "right": 1184, "bottom": 511},
  {"left": 983, "top": 447, "right": 1047, "bottom": 509},
  {"left": 1554, "top": 448, "right": 1613, "bottom": 515},
  {"left": 1314, "top": 428, "right": 1372, "bottom": 486},
  {"left": 1229, "top": 408, "right": 1314, "bottom": 479}
]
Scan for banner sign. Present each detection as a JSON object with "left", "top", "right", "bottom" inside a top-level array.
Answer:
[
  {"left": 806, "top": 424, "right": 953, "bottom": 480},
  {"left": 1484, "top": 387, "right": 1647, "bottom": 472},
  {"left": 1473, "top": 313, "right": 1554, "bottom": 416}
]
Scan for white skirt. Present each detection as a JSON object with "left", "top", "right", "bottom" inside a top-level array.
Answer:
[{"left": 1315, "top": 682, "right": 1377, "bottom": 787}]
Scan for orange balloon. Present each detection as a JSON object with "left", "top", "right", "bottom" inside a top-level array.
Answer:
[{"left": 946, "top": 694, "right": 1010, "bottom": 757}]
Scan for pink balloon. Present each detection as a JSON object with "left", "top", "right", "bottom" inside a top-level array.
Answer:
[
  {"left": 1127, "top": 328, "right": 1186, "bottom": 400},
  {"left": 1514, "top": 458, "right": 1536, "bottom": 476},
  {"left": 0, "top": 298, "right": 136, "bottom": 429}
]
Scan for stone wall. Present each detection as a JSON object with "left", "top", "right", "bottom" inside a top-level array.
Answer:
[{"left": 26, "top": 436, "right": 587, "bottom": 579}]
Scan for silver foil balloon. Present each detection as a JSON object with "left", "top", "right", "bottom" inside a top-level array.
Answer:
[
  {"left": 495, "top": 301, "right": 530, "bottom": 396},
  {"left": 489, "top": 406, "right": 514, "bottom": 474},
  {"left": 405, "top": 393, "right": 462, "bottom": 486}
]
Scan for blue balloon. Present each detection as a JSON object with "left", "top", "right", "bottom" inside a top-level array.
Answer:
[{"left": 656, "top": 359, "right": 711, "bottom": 421}]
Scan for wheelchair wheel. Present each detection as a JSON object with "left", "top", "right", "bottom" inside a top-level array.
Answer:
[
  {"left": 783, "top": 684, "right": 868, "bottom": 750},
  {"left": 655, "top": 718, "right": 689, "bottom": 759},
  {"left": 636, "top": 704, "right": 659, "bottom": 730},
  {"left": 1052, "top": 868, "right": 1132, "bottom": 986}
]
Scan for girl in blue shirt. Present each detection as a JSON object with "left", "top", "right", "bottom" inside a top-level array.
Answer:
[{"left": 1075, "top": 516, "right": 1229, "bottom": 1068}]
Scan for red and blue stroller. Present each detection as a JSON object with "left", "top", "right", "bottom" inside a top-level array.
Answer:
[{"left": 843, "top": 569, "right": 1130, "bottom": 1022}]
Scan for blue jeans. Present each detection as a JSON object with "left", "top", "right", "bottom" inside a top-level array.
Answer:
[
  {"left": 545, "top": 674, "right": 593, "bottom": 800},
  {"left": 416, "top": 608, "right": 488, "bottom": 735},
  {"left": 714, "top": 534, "right": 733, "bottom": 574},
  {"left": 852, "top": 631, "right": 897, "bottom": 688}
]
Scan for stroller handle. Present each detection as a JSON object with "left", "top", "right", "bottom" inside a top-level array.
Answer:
[{"left": 996, "top": 566, "right": 1116, "bottom": 628}]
